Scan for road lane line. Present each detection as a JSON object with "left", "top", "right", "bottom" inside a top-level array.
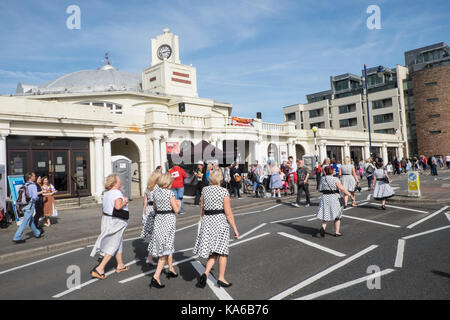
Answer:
[
  {"left": 446, "top": 212, "right": 450, "bottom": 223},
  {"left": 406, "top": 206, "right": 450, "bottom": 229},
  {"left": 176, "top": 222, "right": 199, "bottom": 233},
  {"left": 394, "top": 239, "right": 406, "bottom": 268},
  {"left": 234, "top": 210, "right": 262, "bottom": 217},
  {"left": 369, "top": 203, "right": 429, "bottom": 214},
  {"left": 402, "top": 226, "right": 450, "bottom": 240},
  {"left": 342, "top": 215, "right": 401, "bottom": 228},
  {"left": 191, "top": 261, "right": 233, "bottom": 300},
  {"left": 366, "top": 194, "right": 372, "bottom": 201},
  {"left": 269, "top": 245, "right": 378, "bottom": 300},
  {"left": 119, "top": 233, "right": 270, "bottom": 284},
  {"left": 295, "top": 269, "right": 395, "bottom": 300},
  {"left": 270, "top": 215, "right": 315, "bottom": 224},
  {"left": 307, "top": 217, "right": 318, "bottom": 221},
  {"left": 344, "top": 202, "right": 369, "bottom": 211},
  {"left": 0, "top": 247, "right": 85, "bottom": 276},
  {"left": 263, "top": 204, "right": 282, "bottom": 212},
  {"left": 278, "top": 232, "right": 346, "bottom": 257},
  {"left": 53, "top": 258, "right": 137, "bottom": 298},
  {"left": 239, "top": 223, "right": 267, "bottom": 239}
]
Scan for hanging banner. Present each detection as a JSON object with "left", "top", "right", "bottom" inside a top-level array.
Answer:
[
  {"left": 7, "top": 175, "right": 25, "bottom": 224},
  {"left": 231, "top": 117, "right": 253, "bottom": 127},
  {"left": 166, "top": 142, "right": 180, "bottom": 154},
  {"left": 407, "top": 172, "right": 421, "bottom": 197}
]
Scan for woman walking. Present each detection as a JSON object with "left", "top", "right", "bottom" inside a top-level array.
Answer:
[
  {"left": 42, "top": 177, "right": 57, "bottom": 227},
  {"left": 372, "top": 160, "right": 395, "bottom": 210},
  {"left": 339, "top": 157, "right": 360, "bottom": 208},
  {"left": 317, "top": 166, "right": 354, "bottom": 237},
  {"left": 90, "top": 174, "right": 130, "bottom": 280},
  {"left": 270, "top": 162, "right": 283, "bottom": 198},
  {"left": 33, "top": 176, "right": 44, "bottom": 231},
  {"left": 194, "top": 169, "right": 239, "bottom": 288},
  {"left": 148, "top": 173, "right": 181, "bottom": 289},
  {"left": 140, "top": 170, "right": 162, "bottom": 265}
]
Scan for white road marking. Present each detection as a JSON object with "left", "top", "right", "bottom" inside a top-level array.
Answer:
[
  {"left": 53, "top": 258, "right": 137, "bottom": 298},
  {"left": 176, "top": 222, "right": 199, "bottom": 233},
  {"left": 269, "top": 245, "right": 378, "bottom": 300},
  {"left": 239, "top": 223, "right": 267, "bottom": 239},
  {"left": 369, "top": 203, "right": 429, "bottom": 214},
  {"left": 234, "top": 210, "right": 262, "bottom": 217},
  {"left": 229, "top": 232, "right": 270, "bottom": 247},
  {"left": 446, "top": 212, "right": 450, "bottom": 223},
  {"left": 307, "top": 217, "right": 318, "bottom": 221},
  {"left": 344, "top": 202, "right": 369, "bottom": 211},
  {"left": 394, "top": 239, "right": 406, "bottom": 268},
  {"left": 270, "top": 215, "right": 315, "bottom": 224},
  {"left": 406, "top": 206, "right": 450, "bottom": 229},
  {"left": 123, "top": 237, "right": 141, "bottom": 243},
  {"left": 392, "top": 187, "right": 400, "bottom": 190},
  {"left": 342, "top": 214, "right": 401, "bottom": 228},
  {"left": 191, "top": 261, "right": 233, "bottom": 300},
  {"left": 278, "top": 232, "right": 346, "bottom": 257},
  {"left": 263, "top": 204, "right": 282, "bottom": 212},
  {"left": 366, "top": 194, "right": 372, "bottom": 201},
  {"left": 295, "top": 269, "right": 395, "bottom": 300},
  {"left": 0, "top": 247, "right": 85, "bottom": 276},
  {"left": 402, "top": 225, "right": 450, "bottom": 240}
]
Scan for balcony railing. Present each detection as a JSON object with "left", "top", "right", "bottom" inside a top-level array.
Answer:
[{"left": 167, "top": 114, "right": 205, "bottom": 128}]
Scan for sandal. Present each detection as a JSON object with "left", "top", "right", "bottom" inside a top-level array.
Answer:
[
  {"left": 352, "top": 202, "right": 357, "bottom": 207},
  {"left": 116, "top": 266, "right": 130, "bottom": 273},
  {"left": 91, "top": 268, "right": 107, "bottom": 280}
]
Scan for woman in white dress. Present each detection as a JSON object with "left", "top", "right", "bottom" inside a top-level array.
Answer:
[
  {"left": 90, "top": 174, "right": 130, "bottom": 280},
  {"left": 194, "top": 169, "right": 239, "bottom": 288},
  {"left": 148, "top": 173, "right": 181, "bottom": 289},
  {"left": 140, "top": 170, "right": 162, "bottom": 265},
  {"left": 372, "top": 160, "right": 395, "bottom": 210},
  {"left": 317, "top": 166, "right": 354, "bottom": 237},
  {"left": 339, "top": 157, "right": 360, "bottom": 208}
]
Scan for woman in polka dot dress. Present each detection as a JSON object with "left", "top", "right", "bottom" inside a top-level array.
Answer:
[
  {"left": 194, "top": 169, "right": 239, "bottom": 288},
  {"left": 148, "top": 173, "right": 181, "bottom": 289}
]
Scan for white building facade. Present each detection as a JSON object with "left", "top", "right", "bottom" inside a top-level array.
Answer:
[{"left": 0, "top": 29, "right": 406, "bottom": 202}]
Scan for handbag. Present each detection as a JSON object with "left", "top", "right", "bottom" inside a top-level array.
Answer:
[
  {"left": 112, "top": 208, "right": 129, "bottom": 221},
  {"left": 324, "top": 177, "right": 345, "bottom": 207}
]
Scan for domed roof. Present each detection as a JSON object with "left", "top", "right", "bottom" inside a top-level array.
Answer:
[{"left": 18, "top": 63, "right": 142, "bottom": 94}]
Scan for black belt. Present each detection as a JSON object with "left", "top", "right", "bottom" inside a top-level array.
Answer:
[
  {"left": 204, "top": 210, "right": 225, "bottom": 215},
  {"left": 321, "top": 190, "right": 340, "bottom": 194},
  {"left": 155, "top": 210, "right": 175, "bottom": 214},
  {"left": 103, "top": 212, "right": 113, "bottom": 217}
]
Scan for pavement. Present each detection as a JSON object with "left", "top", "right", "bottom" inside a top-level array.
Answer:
[{"left": 1, "top": 168, "right": 449, "bottom": 264}]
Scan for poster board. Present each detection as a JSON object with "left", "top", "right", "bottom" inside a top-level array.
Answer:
[{"left": 7, "top": 175, "right": 25, "bottom": 224}]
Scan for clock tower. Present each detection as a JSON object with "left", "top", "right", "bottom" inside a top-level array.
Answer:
[{"left": 142, "top": 28, "right": 198, "bottom": 98}]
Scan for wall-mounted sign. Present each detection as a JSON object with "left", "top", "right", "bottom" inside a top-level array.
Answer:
[{"left": 166, "top": 142, "right": 180, "bottom": 154}]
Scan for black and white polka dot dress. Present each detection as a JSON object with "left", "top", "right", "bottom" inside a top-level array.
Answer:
[
  {"left": 316, "top": 176, "right": 343, "bottom": 221},
  {"left": 140, "top": 186, "right": 158, "bottom": 239},
  {"left": 193, "top": 186, "right": 230, "bottom": 258},
  {"left": 148, "top": 188, "right": 176, "bottom": 258},
  {"left": 373, "top": 169, "right": 395, "bottom": 200}
]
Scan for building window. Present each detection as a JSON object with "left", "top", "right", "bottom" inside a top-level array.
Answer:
[
  {"left": 373, "top": 113, "right": 394, "bottom": 124},
  {"left": 372, "top": 98, "right": 393, "bottom": 110},
  {"left": 375, "top": 129, "right": 396, "bottom": 134},
  {"left": 338, "top": 104, "right": 356, "bottom": 114},
  {"left": 286, "top": 112, "right": 296, "bottom": 121},
  {"left": 428, "top": 114, "right": 440, "bottom": 119},
  {"left": 81, "top": 101, "right": 123, "bottom": 114},
  {"left": 334, "top": 80, "right": 349, "bottom": 92},
  {"left": 429, "top": 130, "right": 442, "bottom": 135},
  {"left": 309, "top": 109, "right": 323, "bottom": 118},
  {"left": 368, "top": 74, "right": 383, "bottom": 86},
  {"left": 427, "top": 98, "right": 439, "bottom": 103},
  {"left": 310, "top": 122, "right": 325, "bottom": 129},
  {"left": 339, "top": 118, "right": 357, "bottom": 128},
  {"left": 425, "top": 81, "right": 437, "bottom": 87}
]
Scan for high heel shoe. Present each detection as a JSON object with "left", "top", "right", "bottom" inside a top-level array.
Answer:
[
  {"left": 167, "top": 270, "right": 179, "bottom": 279},
  {"left": 217, "top": 280, "right": 232, "bottom": 288},
  {"left": 150, "top": 277, "right": 165, "bottom": 289},
  {"left": 381, "top": 205, "right": 386, "bottom": 210},
  {"left": 199, "top": 273, "right": 207, "bottom": 287},
  {"left": 319, "top": 227, "right": 325, "bottom": 238}
]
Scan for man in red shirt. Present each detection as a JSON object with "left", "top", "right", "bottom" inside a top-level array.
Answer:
[{"left": 169, "top": 164, "right": 187, "bottom": 214}]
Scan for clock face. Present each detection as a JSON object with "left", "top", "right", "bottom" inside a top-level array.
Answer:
[{"left": 157, "top": 44, "right": 172, "bottom": 60}]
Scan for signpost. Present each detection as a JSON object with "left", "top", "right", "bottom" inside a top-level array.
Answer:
[{"left": 408, "top": 172, "right": 421, "bottom": 197}]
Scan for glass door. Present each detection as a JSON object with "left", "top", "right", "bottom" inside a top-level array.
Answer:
[
  {"left": 52, "top": 151, "right": 70, "bottom": 196},
  {"left": 72, "top": 151, "right": 90, "bottom": 197},
  {"left": 8, "top": 151, "right": 28, "bottom": 176},
  {"left": 32, "top": 151, "right": 50, "bottom": 179}
]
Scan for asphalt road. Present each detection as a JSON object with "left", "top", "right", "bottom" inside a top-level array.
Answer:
[{"left": 1, "top": 172, "right": 449, "bottom": 300}]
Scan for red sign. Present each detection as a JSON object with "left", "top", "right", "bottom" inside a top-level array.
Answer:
[
  {"left": 166, "top": 142, "right": 180, "bottom": 154},
  {"left": 232, "top": 117, "right": 254, "bottom": 127}
]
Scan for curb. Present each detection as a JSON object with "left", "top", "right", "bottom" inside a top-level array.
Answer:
[{"left": 0, "top": 197, "right": 298, "bottom": 265}]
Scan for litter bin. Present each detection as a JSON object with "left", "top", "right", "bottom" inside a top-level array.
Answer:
[
  {"left": 302, "top": 155, "right": 315, "bottom": 176},
  {"left": 111, "top": 156, "right": 132, "bottom": 200}
]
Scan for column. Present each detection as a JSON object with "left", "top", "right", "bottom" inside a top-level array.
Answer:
[
  {"left": 160, "top": 137, "right": 167, "bottom": 172},
  {"left": 94, "top": 136, "right": 104, "bottom": 202},
  {"left": 288, "top": 140, "right": 296, "bottom": 162},
  {"left": 382, "top": 143, "right": 388, "bottom": 164},
  {"left": 153, "top": 137, "right": 161, "bottom": 171},
  {"left": 103, "top": 136, "right": 112, "bottom": 177},
  {"left": 344, "top": 141, "right": 351, "bottom": 159},
  {"left": 398, "top": 144, "right": 404, "bottom": 160},
  {"left": 0, "top": 133, "right": 7, "bottom": 165},
  {"left": 319, "top": 141, "right": 327, "bottom": 163},
  {"left": 364, "top": 143, "right": 371, "bottom": 160}
]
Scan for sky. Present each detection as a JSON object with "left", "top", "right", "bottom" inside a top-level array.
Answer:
[{"left": 0, "top": 0, "right": 449, "bottom": 123}]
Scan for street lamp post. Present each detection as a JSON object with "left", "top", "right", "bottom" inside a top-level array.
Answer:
[{"left": 363, "top": 64, "right": 373, "bottom": 156}]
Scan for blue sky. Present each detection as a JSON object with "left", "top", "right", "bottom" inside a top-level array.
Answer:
[{"left": 0, "top": 0, "right": 449, "bottom": 123}]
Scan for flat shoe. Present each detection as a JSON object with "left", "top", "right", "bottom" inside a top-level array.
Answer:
[
  {"left": 91, "top": 268, "right": 107, "bottom": 280},
  {"left": 334, "top": 233, "right": 343, "bottom": 237},
  {"left": 116, "top": 266, "right": 130, "bottom": 273}
]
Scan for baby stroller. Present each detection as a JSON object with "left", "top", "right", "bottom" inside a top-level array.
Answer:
[{"left": 255, "top": 174, "right": 271, "bottom": 198}]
